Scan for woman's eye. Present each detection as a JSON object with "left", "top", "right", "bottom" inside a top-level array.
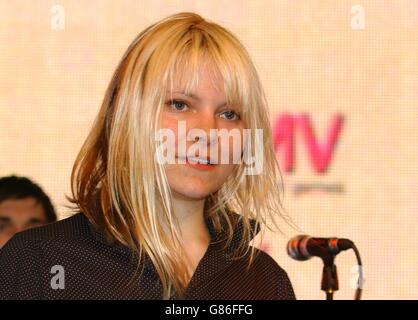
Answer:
[
  {"left": 220, "top": 110, "right": 240, "bottom": 121},
  {"left": 167, "top": 99, "right": 189, "bottom": 111}
]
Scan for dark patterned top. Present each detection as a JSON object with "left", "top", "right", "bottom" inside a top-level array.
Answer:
[{"left": 0, "top": 212, "right": 295, "bottom": 300}]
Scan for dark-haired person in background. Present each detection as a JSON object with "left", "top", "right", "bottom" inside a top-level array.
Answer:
[{"left": 0, "top": 175, "right": 57, "bottom": 248}]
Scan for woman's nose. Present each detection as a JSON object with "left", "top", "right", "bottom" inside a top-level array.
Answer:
[{"left": 188, "top": 115, "right": 218, "bottom": 145}]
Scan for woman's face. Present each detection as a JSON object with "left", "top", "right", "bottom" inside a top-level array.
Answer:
[{"left": 160, "top": 65, "right": 245, "bottom": 200}]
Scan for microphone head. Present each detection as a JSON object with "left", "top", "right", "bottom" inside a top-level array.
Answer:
[
  {"left": 287, "top": 234, "right": 312, "bottom": 261},
  {"left": 287, "top": 235, "right": 354, "bottom": 261}
]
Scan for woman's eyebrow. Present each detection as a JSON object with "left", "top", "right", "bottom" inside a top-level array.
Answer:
[
  {"left": 167, "top": 91, "right": 202, "bottom": 102},
  {"left": 166, "top": 91, "right": 230, "bottom": 108}
]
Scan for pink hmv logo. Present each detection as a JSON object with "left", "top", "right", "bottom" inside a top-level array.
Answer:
[{"left": 273, "top": 113, "right": 344, "bottom": 173}]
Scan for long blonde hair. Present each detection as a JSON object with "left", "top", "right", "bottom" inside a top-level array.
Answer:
[{"left": 70, "top": 12, "right": 290, "bottom": 299}]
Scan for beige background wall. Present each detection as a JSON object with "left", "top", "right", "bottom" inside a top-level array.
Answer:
[{"left": 0, "top": 0, "right": 417, "bottom": 299}]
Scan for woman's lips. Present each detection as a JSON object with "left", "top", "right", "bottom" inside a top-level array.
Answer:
[{"left": 176, "top": 157, "right": 218, "bottom": 171}]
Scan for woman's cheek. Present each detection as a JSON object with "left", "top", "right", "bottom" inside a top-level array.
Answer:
[
  {"left": 159, "top": 117, "right": 179, "bottom": 156},
  {"left": 225, "top": 128, "right": 244, "bottom": 164}
]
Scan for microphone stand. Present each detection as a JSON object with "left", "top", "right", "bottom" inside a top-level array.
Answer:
[{"left": 321, "top": 254, "right": 339, "bottom": 300}]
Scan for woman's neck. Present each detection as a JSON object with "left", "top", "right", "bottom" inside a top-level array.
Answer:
[
  {"left": 170, "top": 193, "right": 212, "bottom": 285},
  {"left": 171, "top": 193, "right": 211, "bottom": 244}
]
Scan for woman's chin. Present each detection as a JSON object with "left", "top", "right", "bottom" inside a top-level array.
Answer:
[{"left": 171, "top": 186, "right": 213, "bottom": 201}]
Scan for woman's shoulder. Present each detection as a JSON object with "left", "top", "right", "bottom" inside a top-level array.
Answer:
[
  {"left": 254, "top": 248, "right": 294, "bottom": 280},
  {"left": 251, "top": 247, "right": 288, "bottom": 274},
  {"left": 213, "top": 245, "right": 296, "bottom": 300},
  {"left": 0, "top": 212, "right": 92, "bottom": 275},
  {"left": 0, "top": 213, "right": 91, "bottom": 299},
  {"left": 4, "top": 213, "right": 89, "bottom": 245},
  {"left": 243, "top": 247, "right": 296, "bottom": 299}
]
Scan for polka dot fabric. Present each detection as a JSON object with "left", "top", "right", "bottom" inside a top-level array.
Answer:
[{"left": 0, "top": 212, "right": 295, "bottom": 300}]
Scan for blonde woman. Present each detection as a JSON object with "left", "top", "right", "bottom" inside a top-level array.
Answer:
[{"left": 0, "top": 12, "right": 295, "bottom": 300}]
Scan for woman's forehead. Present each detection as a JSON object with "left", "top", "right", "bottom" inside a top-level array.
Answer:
[
  {"left": 168, "top": 62, "right": 223, "bottom": 90},
  {"left": 163, "top": 55, "right": 245, "bottom": 107}
]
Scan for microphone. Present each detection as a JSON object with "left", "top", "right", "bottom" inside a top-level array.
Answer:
[{"left": 287, "top": 235, "right": 354, "bottom": 261}]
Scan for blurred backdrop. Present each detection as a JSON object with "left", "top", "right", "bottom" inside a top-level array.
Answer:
[{"left": 0, "top": 0, "right": 417, "bottom": 299}]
